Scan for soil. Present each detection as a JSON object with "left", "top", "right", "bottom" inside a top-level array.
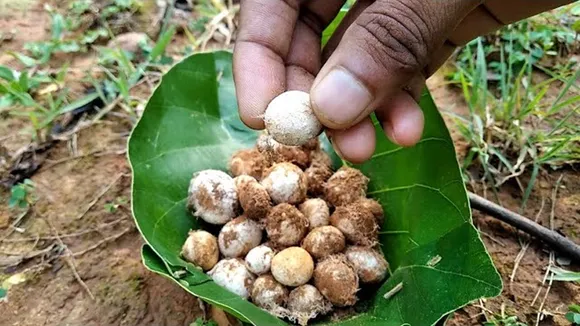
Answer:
[
  {"left": 1, "top": 1, "right": 579, "bottom": 326},
  {"left": 429, "top": 74, "right": 580, "bottom": 326}
]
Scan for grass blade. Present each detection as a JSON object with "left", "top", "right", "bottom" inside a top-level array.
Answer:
[
  {"left": 549, "top": 266, "right": 580, "bottom": 282},
  {"left": 58, "top": 92, "right": 100, "bottom": 115},
  {"left": 519, "top": 84, "right": 548, "bottom": 119},
  {"left": 537, "top": 137, "right": 572, "bottom": 164},
  {"left": 547, "top": 106, "right": 579, "bottom": 137},
  {"left": 520, "top": 163, "right": 538, "bottom": 213},
  {"left": 8, "top": 51, "right": 37, "bottom": 67},
  {"left": 489, "top": 147, "right": 515, "bottom": 172},
  {"left": 149, "top": 26, "right": 176, "bottom": 62},
  {"left": 547, "top": 94, "right": 580, "bottom": 116},
  {"left": 551, "top": 68, "right": 580, "bottom": 113}
]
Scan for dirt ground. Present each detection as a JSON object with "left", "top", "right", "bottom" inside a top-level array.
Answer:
[
  {"left": 429, "top": 74, "right": 580, "bottom": 325},
  {"left": 1, "top": 1, "right": 579, "bottom": 326}
]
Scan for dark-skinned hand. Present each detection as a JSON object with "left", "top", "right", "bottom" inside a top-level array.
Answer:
[{"left": 233, "top": 0, "right": 571, "bottom": 163}]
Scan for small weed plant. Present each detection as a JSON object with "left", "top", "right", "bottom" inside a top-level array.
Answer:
[
  {"left": 20, "top": 0, "right": 143, "bottom": 65},
  {"left": 104, "top": 196, "right": 129, "bottom": 213},
  {"left": 449, "top": 38, "right": 579, "bottom": 203},
  {"left": 8, "top": 179, "right": 36, "bottom": 209},
  {"left": 567, "top": 304, "right": 580, "bottom": 325},
  {"left": 484, "top": 314, "right": 527, "bottom": 326},
  {"left": 448, "top": 3, "right": 580, "bottom": 83},
  {"left": 0, "top": 63, "right": 101, "bottom": 141},
  {"left": 0, "top": 0, "right": 177, "bottom": 142},
  {"left": 189, "top": 318, "right": 218, "bottom": 326}
]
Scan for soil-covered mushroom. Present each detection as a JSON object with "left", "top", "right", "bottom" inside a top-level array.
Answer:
[
  {"left": 271, "top": 247, "right": 314, "bottom": 287},
  {"left": 264, "top": 90, "right": 322, "bottom": 146},
  {"left": 324, "top": 166, "right": 368, "bottom": 207},
  {"left": 218, "top": 215, "right": 262, "bottom": 258},
  {"left": 265, "top": 203, "right": 309, "bottom": 247},
  {"left": 261, "top": 163, "right": 307, "bottom": 205},
  {"left": 330, "top": 203, "right": 378, "bottom": 246},
  {"left": 354, "top": 198, "right": 384, "bottom": 225},
  {"left": 187, "top": 170, "right": 238, "bottom": 225},
  {"left": 313, "top": 255, "right": 359, "bottom": 307},
  {"left": 245, "top": 244, "right": 275, "bottom": 275},
  {"left": 299, "top": 198, "right": 330, "bottom": 230},
  {"left": 251, "top": 274, "right": 289, "bottom": 313},
  {"left": 234, "top": 175, "right": 271, "bottom": 220},
  {"left": 256, "top": 133, "right": 311, "bottom": 168},
  {"left": 228, "top": 148, "right": 269, "bottom": 180},
  {"left": 302, "top": 226, "right": 346, "bottom": 260},
  {"left": 181, "top": 230, "right": 219, "bottom": 271},
  {"left": 305, "top": 163, "right": 333, "bottom": 196},
  {"left": 208, "top": 258, "right": 255, "bottom": 299},
  {"left": 287, "top": 284, "right": 332, "bottom": 326},
  {"left": 345, "top": 246, "right": 388, "bottom": 284}
]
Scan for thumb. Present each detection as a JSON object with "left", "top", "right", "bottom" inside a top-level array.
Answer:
[{"left": 310, "top": 0, "right": 477, "bottom": 130}]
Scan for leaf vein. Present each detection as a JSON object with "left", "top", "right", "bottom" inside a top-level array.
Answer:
[
  {"left": 151, "top": 197, "right": 188, "bottom": 238},
  {"left": 135, "top": 142, "right": 234, "bottom": 167},
  {"left": 399, "top": 265, "right": 502, "bottom": 291},
  {"left": 368, "top": 183, "right": 467, "bottom": 222},
  {"left": 371, "top": 137, "right": 451, "bottom": 159}
]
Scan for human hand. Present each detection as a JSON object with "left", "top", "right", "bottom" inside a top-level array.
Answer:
[{"left": 233, "top": 0, "right": 571, "bottom": 163}]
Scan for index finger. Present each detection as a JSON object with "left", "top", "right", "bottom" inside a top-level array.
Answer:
[{"left": 233, "top": 0, "right": 300, "bottom": 129}]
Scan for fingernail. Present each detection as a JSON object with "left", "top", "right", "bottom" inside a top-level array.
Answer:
[
  {"left": 383, "top": 119, "right": 399, "bottom": 145},
  {"left": 326, "top": 131, "right": 344, "bottom": 159},
  {"left": 384, "top": 106, "right": 424, "bottom": 147},
  {"left": 311, "top": 67, "right": 372, "bottom": 126},
  {"left": 332, "top": 141, "right": 345, "bottom": 160}
]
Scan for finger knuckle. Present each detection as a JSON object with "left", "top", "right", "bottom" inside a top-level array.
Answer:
[{"left": 355, "top": 1, "right": 430, "bottom": 74}]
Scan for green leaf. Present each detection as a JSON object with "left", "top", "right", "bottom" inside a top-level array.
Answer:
[
  {"left": 57, "top": 42, "right": 81, "bottom": 53},
  {"left": 51, "top": 13, "right": 65, "bottom": 40},
  {"left": 129, "top": 51, "right": 501, "bottom": 326},
  {"left": 58, "top": 92, "right": 100, "bottom": 115},
  {"left": 572, "top": 20, "right": 580, "bottom": 33},
  {"left": 566, "top": 311, "right": 580, "bottom": 324},
  {"left": 7, "top": 52, "right": 37, "bottom": 67},
  {"left": 0, "top": 65, "right": 16, "bottom": 81},
  {"left": 11, "top": 185, "right": 27, "bottom": 201},
  {"left": 18, "top": 71, "right": 29, "bottom": 92},
  {"left": 82, "top": 28, "right": 108, "bottom": 44},
  {"left": 0, "top": 95, "right": 15, "bottom": 109}
]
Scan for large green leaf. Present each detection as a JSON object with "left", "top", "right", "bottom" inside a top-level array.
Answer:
[{"left": 128, "top": 50, "right": 501, "bottom": 325}]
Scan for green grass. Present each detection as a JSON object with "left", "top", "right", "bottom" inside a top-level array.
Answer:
[
  {"left": 0, "top": 62, "right": 102, "bottom": 141},
  {"left": 20, "top": 1, "right": 143, "bottom": 65},
  {"left": 0, "top": 0, "right": 181, "bottom": 142},
  {"left": 484, "top": 314, "right": 527, "bottom": 326},
  {"left": 448, "top": 3, "right": 580, "bottom": 84},
  {"left": 448, "top": 36, "right": 579, "bottom": 200}
]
